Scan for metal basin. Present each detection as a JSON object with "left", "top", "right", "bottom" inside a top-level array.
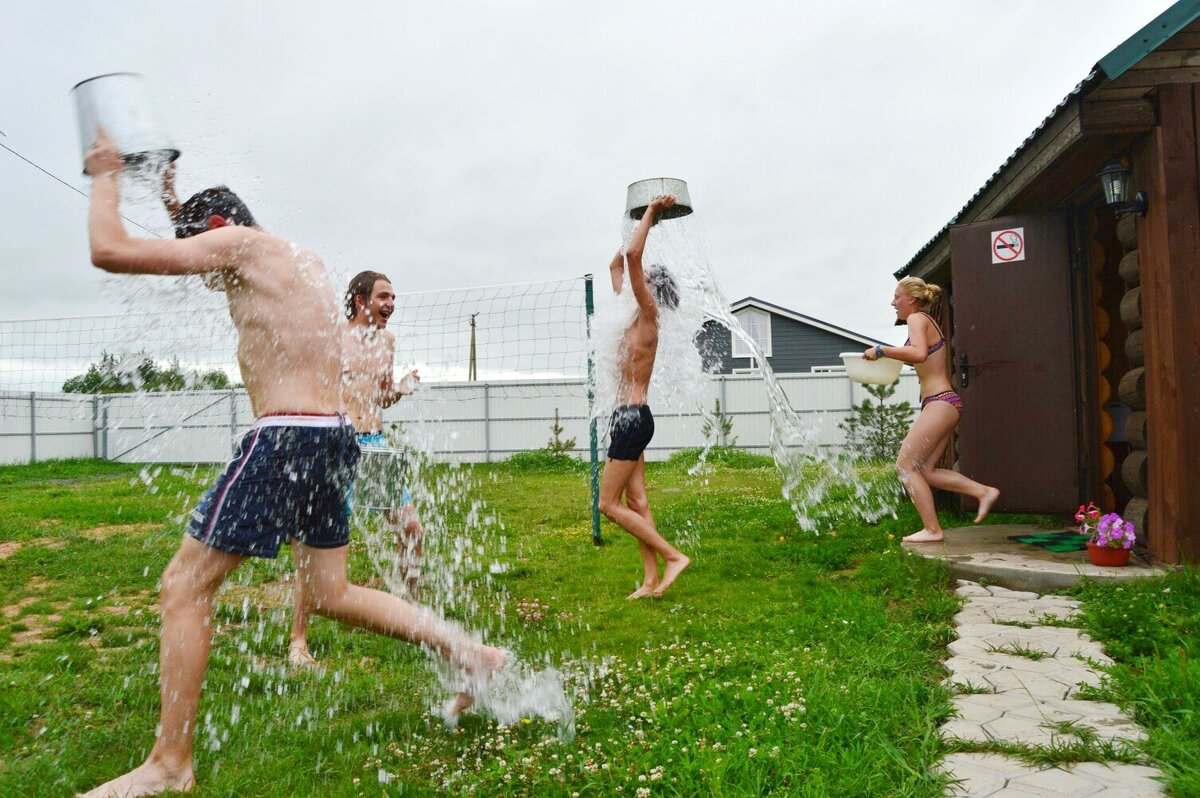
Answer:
[
  {"left": 626, "top": 177, "right": 693, "bottom": 221},
  {"left": 72, "top": 73, "right": 179, "bottom": 173}
]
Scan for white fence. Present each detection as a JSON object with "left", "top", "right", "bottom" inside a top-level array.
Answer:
[{"left": 0, "top": 372, "right": 920, "bottom": 465}]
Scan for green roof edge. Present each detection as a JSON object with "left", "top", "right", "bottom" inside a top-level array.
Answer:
[{"left": 1097, "top": 0, "right": 1200, "bottom": 78}]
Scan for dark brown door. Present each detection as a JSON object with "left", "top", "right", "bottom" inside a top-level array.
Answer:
[{"left": 949, "top": 212, "right": 1079, "bottom": 513}]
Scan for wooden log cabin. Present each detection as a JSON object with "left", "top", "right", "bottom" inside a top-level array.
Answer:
[{"left": 894, "top": 0, "right": 1200, "bottom": 564}]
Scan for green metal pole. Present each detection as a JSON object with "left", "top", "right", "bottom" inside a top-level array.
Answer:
[{"left": 585, "top": 274, "right": 602, "bottom": 545}]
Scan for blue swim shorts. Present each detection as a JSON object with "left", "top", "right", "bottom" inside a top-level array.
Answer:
[
  {"left": 186, "top": 414, "right": 359, "bottom": 558},
  {"left": 344, "top": 432, "right": 413, "bottom": 516}
]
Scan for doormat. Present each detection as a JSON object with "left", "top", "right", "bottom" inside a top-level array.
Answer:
[{"left": 1008, "top": 530, "right": 1088, "bottom": 553}]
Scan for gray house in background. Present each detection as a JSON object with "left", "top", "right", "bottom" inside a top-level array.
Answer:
[{"left": 699, "top": 297, "right": 884, "bottom": 375}]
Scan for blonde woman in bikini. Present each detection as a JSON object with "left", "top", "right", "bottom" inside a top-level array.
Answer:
[{"left": 863, "top": 276, "right": 1000, "bottom": 543}]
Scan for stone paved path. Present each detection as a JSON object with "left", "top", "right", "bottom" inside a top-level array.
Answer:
[{"left": 937, "top": 580, "right": 1166, "bottom": 796}]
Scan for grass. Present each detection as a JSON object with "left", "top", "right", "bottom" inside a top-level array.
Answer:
[
  {"left": 1069, "top": 570, "right": 1200, "bottom": 797},
  {"left": 983, "top": 642, "right": 1050, "bottom": 661},
  {"left": 940, "top": 732, "right": 1144, "bottom": 769},
  {"left": 0, "top": 456, "right": 1188, "bottom": 796}
]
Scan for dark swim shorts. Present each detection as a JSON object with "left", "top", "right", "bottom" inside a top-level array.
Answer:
[
  {"left": 186, "top": 414, "right": 360, "bottom": 558},
  {"left": 607, "top": 404, "right": 655, "bottom": 461}
]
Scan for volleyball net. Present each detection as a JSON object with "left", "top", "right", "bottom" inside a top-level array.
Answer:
[{"left": 0, "top": 275, "right": 590, "bottom": 398}]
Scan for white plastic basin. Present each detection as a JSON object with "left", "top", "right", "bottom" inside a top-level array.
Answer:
[{"left": 840, "top": 352, "right": 903, "bottom": 385}]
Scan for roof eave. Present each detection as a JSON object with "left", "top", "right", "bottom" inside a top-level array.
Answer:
[{"left": 894, "top": 0, "right": 1200, "bottom": 281}]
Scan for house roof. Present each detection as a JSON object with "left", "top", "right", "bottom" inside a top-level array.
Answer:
[
  {"left": 894, "top": 0, "right": 1200, "bottom": 279},
  {"left": 726, "top": 296, "right": 885, "bottom": 347}
]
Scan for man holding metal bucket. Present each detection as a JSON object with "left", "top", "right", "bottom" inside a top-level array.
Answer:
[
  {"left": 77, "top": 129, "right": 504, "bottom": 798},
  {"left": 598, "top": 194, "right": 691, "bottom": 599}
]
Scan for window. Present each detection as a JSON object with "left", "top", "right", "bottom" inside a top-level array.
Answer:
[{"left": 731, "top": 308, "right": 772, "bottom": 358}]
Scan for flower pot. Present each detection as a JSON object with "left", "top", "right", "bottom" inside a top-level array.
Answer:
[{"left": 1086, "top": 540, "right": 1131, "bottom": 567}]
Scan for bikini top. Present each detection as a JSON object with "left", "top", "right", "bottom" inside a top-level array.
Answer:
[{"left": 904, "top": 312, "right": 946, "bottom": 355}]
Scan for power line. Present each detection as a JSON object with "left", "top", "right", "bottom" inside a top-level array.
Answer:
[{"left": 0, "top": 139, "right": 162, "bottom": 238}]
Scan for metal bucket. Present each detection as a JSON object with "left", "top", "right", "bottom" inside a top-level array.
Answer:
[
  {"left": 625, "top": 177, "right": 693, "bottom": 221},
  {"left": 72, "top": 73, "right": 179, "bottom": 173}
]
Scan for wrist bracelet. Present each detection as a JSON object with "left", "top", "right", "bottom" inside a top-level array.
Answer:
[{"left": 875, "top": 345, "right": 884, "bottom": 359}]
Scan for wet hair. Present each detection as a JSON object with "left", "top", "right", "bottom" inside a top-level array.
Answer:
[
  {"left": 345, "top": 270, "right": 392, "bottom": 319},
  {"left": 645, "top": 264, "right": 680, "bottom": 311},
  {"left": 898, "top": 276, "right": 942, "bottom": 312},
  {"left": 175, "top": 187, "right": 257, "bottom": 239}
]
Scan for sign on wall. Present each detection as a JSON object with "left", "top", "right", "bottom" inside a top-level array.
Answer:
[{"left": 991, "top": 228, "right": 1026, "bottom": 263}]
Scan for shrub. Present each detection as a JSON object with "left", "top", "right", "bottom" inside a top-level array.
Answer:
[
  {"left": 504, "top": 450, "right": 587, "bottom": 473},
  {"left": 838, "top": 383, "right": 914, "bottom": 460},
  {"left": 666, "top": 446, "right": 774, "bottom": 471}
]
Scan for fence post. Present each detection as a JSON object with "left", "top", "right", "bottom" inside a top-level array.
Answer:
[
  {"left": 719, "top": 375, "right": 728, "bottom": 447},
  {"left": 101, "top": 396, "right": 110, "bottom": 460},
  {"left": 482, "top": 383, "right": 491, "bottom": 463},
  {"left": 29, "top": 392, "right": 36, "bottom": 463},
  {"left": 585, "top": 274, "right": 601, "bottom": 545},
  {"left": 92, "top": 394, "right": 100, "bottom": 459}
]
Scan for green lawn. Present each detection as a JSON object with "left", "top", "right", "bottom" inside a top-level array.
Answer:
[{"left": 0, "top": 457, "right": 1193, "bottom": 796}]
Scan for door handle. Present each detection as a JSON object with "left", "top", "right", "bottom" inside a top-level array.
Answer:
[{"left": 958, "top": 352, "right": 969, "bottom": 388}]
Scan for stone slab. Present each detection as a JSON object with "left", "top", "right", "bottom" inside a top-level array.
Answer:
[
  {"left": 904, "top": 524, "right": 1172, "bottom": 593},
  {"left": 936, "top": 584, "right": 1166, "bottom": 796},
  {"left": 939, "top": 753, "right": 1026, "bottom": 797}
]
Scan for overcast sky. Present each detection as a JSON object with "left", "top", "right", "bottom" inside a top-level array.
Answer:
[{"left": 0, "top": 0, "right": 1176, "bottom": 347}]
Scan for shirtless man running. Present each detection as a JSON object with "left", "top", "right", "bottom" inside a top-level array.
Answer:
[
  {"left": 77, "top": 130, "right": 503, "bottom": 798},
  {"left": 597, "top": 195, "right": 691, "bottom": 599},
  {"left": 288, "top": 270, "right": 426, "bottom": 666}
]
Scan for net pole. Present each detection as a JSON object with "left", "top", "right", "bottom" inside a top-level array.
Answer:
[{"left": 585, "top": 274, "right": 602, "bottom": 545}]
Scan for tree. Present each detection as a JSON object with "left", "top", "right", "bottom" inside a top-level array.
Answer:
[
  {"left": 62, "top": 353, "right": 232, "bottom": 394},
  {"left": 61, "top": 352, "right": 134, "bottom": 394},
  {"left": 838, "top": 382, "right": 914, "bottom": 459},
  {"left": 544, "top": 408, "right": 576, "bottom": 454},
  {"left": 701, "top": 398, "right": 737, "bottom": 446}
]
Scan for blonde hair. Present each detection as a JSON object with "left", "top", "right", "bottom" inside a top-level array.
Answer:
[{"left": 898, "top": 276, "right": 943, "bottom": 312}]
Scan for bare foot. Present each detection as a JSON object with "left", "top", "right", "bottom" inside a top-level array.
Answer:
[
  {"left": 77, "top": 760, "right": 195, "bottom": 798},
  {"left": 626, "top": 584, "right": 657, "bottom": 600},
  {"left": 442, "top": 691, "right": 475, "bottom": 728},
  {"left": 451, "top": 644, "right": 507, "bottom": 684},
  {"left": 288, "top": 642, "right": 317, "bottom": 668},
  {"left": 650, "top": 556, "right": 691, "bottom": 598},
  {"left": 443, "top": 646, "right": 507, "bottom": 726},
  {"left": 974, "top": 487, "right": 1000, "bottom": 524},
  {"left": 901, "top": 529, "right": 945, "bottom": 543}
]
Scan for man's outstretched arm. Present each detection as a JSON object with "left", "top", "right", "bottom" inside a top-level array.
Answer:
[
  {"left": 608, "top": 248, "right": 625, "bottom": 294},
  {"left": 160, "top": 161, "right": 182, "bottom": 224},
  {"left": 624, "top": 195, "right": 675, "bottom": 314},
  {"left": 87, "top": 128, "right": 241, "bottom": 276}
]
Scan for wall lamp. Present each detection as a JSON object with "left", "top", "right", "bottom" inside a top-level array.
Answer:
[{"left": 1097, "top": 159, "right": 1148, "bottom": 218}]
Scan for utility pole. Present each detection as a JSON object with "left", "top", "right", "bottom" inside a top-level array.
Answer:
[{"left": 468, "top": 312, "right": 478, "bottom": 381}]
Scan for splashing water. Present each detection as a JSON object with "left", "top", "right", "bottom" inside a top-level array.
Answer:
[
  {"left": 433, "top": 654, "right": 576, "bottom": 738},
  {"left": 590, "top": 213, "right": 903, "bottom": 532},
  {"left": 347, "top": 407, "right": 576, "bottom": 732},
  {"left": 92, "top": 237, "right": 576, "bottom": 738}
]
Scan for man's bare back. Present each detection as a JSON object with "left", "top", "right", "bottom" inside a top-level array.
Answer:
[{"left": 218, "top": 233, "right": 343, "bottom": 415}]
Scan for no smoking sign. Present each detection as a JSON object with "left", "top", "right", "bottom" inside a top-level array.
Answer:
[{"left": 991, "top": 228, "right": 1025, "bottom": 263}]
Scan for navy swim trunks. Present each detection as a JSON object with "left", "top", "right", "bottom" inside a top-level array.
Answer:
[
  {"left": 186, "top": 414, "right": 359, "bottom": 558},
  {"left": 607, "top": 404, "right": 655, "bottom": 461}
]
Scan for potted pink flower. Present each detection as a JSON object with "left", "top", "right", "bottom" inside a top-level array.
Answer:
[{"left": 1076, "top": 502, "right": 1135, "bottom": 566}]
